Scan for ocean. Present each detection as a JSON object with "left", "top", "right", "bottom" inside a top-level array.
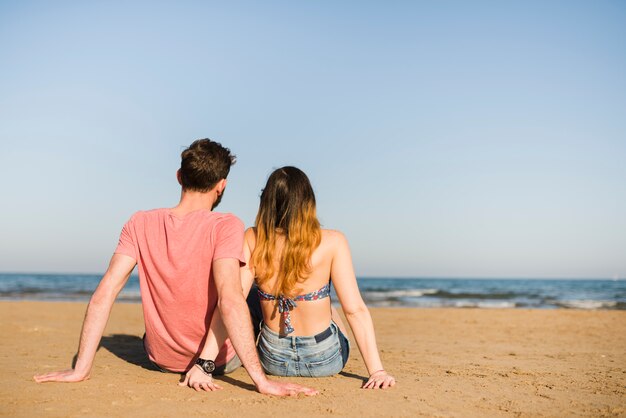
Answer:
[{"left": 1, "top": 273, "right": 624, "bottom": 310}]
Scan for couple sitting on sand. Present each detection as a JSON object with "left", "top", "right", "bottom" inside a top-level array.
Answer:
[{"left": 34, "top": 139, "right": 396, "bottom": 396}]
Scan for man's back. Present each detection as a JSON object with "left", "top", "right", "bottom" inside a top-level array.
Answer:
[
  {"left": 35, "top": 138, "right": 317, "bottom": 397},
  {"left": 115, "top": 208, "right": 244, "bottom": 372}
]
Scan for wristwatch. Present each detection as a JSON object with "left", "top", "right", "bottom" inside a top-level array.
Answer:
[{"left": 194, "top": 357, "right": 216, "bottom": 375}]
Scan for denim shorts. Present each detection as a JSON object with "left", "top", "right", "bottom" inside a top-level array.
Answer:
[{"left": 257, "top": 321, "right": 350, "bottom": 377}]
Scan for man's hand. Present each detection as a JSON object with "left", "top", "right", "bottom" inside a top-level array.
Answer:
[
  {"left": 34, "top": 369, "right": 90, "bottom": 383},
  {"left": 178, "top": 366, "right": 222, "bottom": 392},
  {"left": 212, "top": 258, "right": 318, "bottom": 397},
  {"left": 256, "top": 378, "right": 318, "bottom": 397}
]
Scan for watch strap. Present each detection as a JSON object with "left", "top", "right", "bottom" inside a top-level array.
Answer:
[{"left": 194, "top": 357, "right": 216, "bottom": 375}]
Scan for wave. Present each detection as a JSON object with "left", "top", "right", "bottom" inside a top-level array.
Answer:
[
  {"left": 359, "top": 299, "right": 518, "bottom": 309},
  {"left": 0, "top": 290, "right": 93, "bottom": 297},
  {"left": 428, "top": 290, "right": 536, "bottom": 300},
  {"left": 117, "top": 290, "right": 142, "bottom": 301},
  {"left": 448, "top": 301, "right": 517, "bottom": 309},
  {"left": 555, "top": 300, "right": 618, "bottom": 310},
  {"left": 361, "top": 289, "right": 534, "bottom": 300},
  {"left": 362, "top": 289, "right": 439, "bottom": 299},
  {"left": 0, "top": 289, "right": 142, "bottom": 302},
  {"left": 366, "top": 289, "right": 537, "bottom": 300}
]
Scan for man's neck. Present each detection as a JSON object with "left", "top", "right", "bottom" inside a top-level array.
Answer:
[{"left": 171, "top": 190, "right": 218, "bottom": 216}]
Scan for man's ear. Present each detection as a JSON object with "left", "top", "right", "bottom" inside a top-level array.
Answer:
[
  {"left": 176, "top": 169, "right": 182, "bottom": 185},
  {"left": 216, "top": 178, "right": 227, "bottom": 195}
]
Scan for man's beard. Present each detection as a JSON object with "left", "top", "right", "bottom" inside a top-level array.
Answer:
[{"left": 212, "top": 189, "right": 225, "bottom": 210}]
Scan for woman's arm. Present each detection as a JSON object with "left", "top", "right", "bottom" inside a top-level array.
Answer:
[{"left": 330, "top": 231, "right": 396, "bottom": 389}]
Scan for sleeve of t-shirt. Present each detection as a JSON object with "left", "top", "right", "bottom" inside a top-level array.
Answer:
[
  {"left": 114, "top": 216, "right": 138, "bottom": 261},
  {"left": 213, "top": 215, "right": 246, "bottom": 265}
]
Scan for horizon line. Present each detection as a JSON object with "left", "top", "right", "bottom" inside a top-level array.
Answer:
[{"left": 0, "top": 271, "right": 620, "bottom": 281}]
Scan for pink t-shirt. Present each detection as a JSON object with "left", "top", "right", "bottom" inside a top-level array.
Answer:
[{"left": 114, "top": 208, "right": 245, "bottom": 372}]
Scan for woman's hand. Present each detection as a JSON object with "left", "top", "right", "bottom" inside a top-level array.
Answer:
[
  {"left": 179, "top": 366, "right": 222, "bottom": 392},
  {"left": 362, "top": 370, "right": 396, "bottom": 389}
]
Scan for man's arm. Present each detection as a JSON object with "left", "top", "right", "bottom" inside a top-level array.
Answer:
[
  {"left": 34, "top": 254, "right": 136, "bottom": 383},
  {"left": 179, "top": 242, "right": 257, "bottom": 392},
  {"left": 211, "top": 258, "right": 317, "bottom": 396},
  {"left": 178, "top": 307, "right": 227, "bottom": 391}
]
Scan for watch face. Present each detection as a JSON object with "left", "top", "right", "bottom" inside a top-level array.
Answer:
[
  {"left": 195, "top": 357, "right": 216, "bottom": 374},
  {"left": 201, "top": 360, "right": 215, "bottom": 374}
]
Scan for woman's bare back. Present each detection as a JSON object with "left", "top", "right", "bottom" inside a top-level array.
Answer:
[{"left": 246, "top": 228, "right": 343, "bottom": 336}]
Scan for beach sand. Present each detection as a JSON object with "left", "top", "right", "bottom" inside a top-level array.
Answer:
[{"left": 1, "top": 301, "right": 624, "bottom": 417}]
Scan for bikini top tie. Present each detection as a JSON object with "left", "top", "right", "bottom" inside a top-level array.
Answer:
[{"left": 257, "top": 283, "right": 331, "bottom": 335}]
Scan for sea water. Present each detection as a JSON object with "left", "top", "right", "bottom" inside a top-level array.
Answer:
[{"left": 1, "top": 273, "right": 624, "bottom": 310}]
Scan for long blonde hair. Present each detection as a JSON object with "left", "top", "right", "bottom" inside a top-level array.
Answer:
[{"left": 252, "top": 167, "right": 321, "bottom": 296}]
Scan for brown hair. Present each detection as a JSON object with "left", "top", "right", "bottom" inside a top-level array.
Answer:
[
  {"left": 252, "top": 166, "right": 322, "bottom": 296},
  {"left": 179, "top": 139, "right": 236, "bottom": 192}
]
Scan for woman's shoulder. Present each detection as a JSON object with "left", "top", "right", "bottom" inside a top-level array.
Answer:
[
  {"left": 244, "top": 227, "right": 257, "bottom": 247},
  {"left": 320, "top": 229, "right": 349, "bottom": 248},
  {"left": 321, "top": 228, "right": 344, "bottom": 238}
]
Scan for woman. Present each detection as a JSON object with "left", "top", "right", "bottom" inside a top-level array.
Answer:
[{"left": 241, "top": 166, "right": 396, "bottom": 389}]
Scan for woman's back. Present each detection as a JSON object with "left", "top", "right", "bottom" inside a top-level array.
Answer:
[
  {"left": 245, "top": 166, "right": 394, "bottom": 387},
  {"left": 246, "top": 227, "right": 342, "bottom": 336}
]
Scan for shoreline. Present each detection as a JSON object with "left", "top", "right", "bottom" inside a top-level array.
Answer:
[
  {"left": 1, "top": 297, "right": 625, "bottom": 311},
  {"left": 1, "top": 301, "right": 625, "bottom": 417}
]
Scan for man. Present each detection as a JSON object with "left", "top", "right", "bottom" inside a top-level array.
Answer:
[{"left": 34, "top": 139, "right": 317, "bottom": 396}]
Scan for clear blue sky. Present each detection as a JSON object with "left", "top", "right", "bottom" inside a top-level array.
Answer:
[{"left": 1, "top": 1, "right": 624, "bottom": 278}]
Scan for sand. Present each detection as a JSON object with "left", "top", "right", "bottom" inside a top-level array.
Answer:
[{"left": 1, "top": 301, "right": 625, "bottom": 417}]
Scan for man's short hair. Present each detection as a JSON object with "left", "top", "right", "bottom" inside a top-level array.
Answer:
[{"left": 179, "top": 139, "right": 236, "bottom": 192}]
